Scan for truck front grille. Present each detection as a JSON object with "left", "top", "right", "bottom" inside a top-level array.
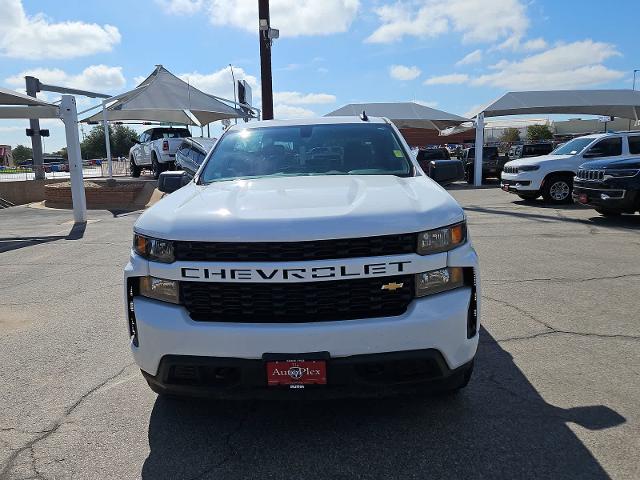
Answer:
[
  {"left": 174, "top": 233, "right": 418, "bottom": 262},
  {"left": 576, "top": 169, "right": 605, "bottom": 181},
  {"left": 503, "top": 165, "right": 518, "bottom": 174},
  {"left": 181, "top": 275, "right": 414, "bottom": 323}
]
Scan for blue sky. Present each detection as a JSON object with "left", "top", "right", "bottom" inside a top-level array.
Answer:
[{"left": 1, "top": 0, "right": 638, "bottom": 151}]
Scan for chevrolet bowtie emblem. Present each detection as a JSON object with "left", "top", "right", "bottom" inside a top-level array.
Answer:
[{"left": 381, "top": 282, "right": 404, "bottom": 291}]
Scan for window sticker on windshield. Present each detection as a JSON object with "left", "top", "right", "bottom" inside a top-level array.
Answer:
[{"left": 393, "top": 149, "right": 404, "bottom": 158}]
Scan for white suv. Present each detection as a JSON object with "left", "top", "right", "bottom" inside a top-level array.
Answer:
[
  {"left": 123, "top": 117, "right": 480, "bottom": 398},
  {"left": 501, "top": 132, "right": 640, "bottom": 204}
]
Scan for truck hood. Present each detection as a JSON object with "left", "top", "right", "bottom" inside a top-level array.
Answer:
[
  {"left": 506, "top": 154, "right": 572, "bottom": 167},
  {"left": 135, "top": 175, "right": 465, "bottom": 242},
  {"left": 579, "top": 157, "right": 640, "bottom": 170}
]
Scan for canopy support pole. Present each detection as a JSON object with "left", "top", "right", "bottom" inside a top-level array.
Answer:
[
  {"left": 102, "top": 100, "right": 113, "bottom": 178},
  {"left": 474, "top": 112, "right": 484, "bottom": 187},
  {"left": 60, "top": 95, "right": 87, "bottom": 223}
]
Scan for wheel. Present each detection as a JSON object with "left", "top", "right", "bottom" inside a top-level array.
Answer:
[
  {"left": 130, "top": 156, "right": 141, "bottom": 177},
  {"left": 151, "top": 154, "right": 163, "bottom": 180},
  {"left": 438, "top": 361, "right": 474, "bottom": 395},
  {"left": 517, "top": 193, "right": 538, "bottom": 201},
  {"left": 595, "top": 208, "right": 622, "bottom": 217},
  {"left": 465, "top": 166, "right": 474, "bottom": 184},
  {"left": 542, "top": 175, "right": 573, "bottom": 204}
]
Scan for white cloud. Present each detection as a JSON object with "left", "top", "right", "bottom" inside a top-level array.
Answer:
[
  {"left": 366, "top": 0, "right": 528, "bottom": 45},
  {"left": 424, "top": 73, "right": 469, "bottom": 85},
  {"left": 473, "top": 40, "right": 624, "bottom": 89},
  {"left": 274, "top": 105, "right": 316, "bottom": 119},
  {"left": 206, "top": 0, "right": 359, "bottom": 36},
  {"left": 523, "top": 37, "right": 547, "bottom": 51},
  {"left": 389, "top": 65, "right": 422, "bottom": 81},
  {"left": 456, "top": 49, "right": 482, "bottom": 66},
  {"left": 178, "top": 66, "right": 259, "bottom": 101},
  {"left": 0, "top": 0, "right": 121, "bottom": 59},
  {"left": 273, "top": 91, "right": 336, "bottom": 105},
  {"left": 178, "top": 66, "right": 333, "bottom": 119},
  {"left": 494, "top": 35, "right": 547, "bottom": 52},
  {"left": 5, "top": 65, "right": 126, "bottom": 93},
  {"left": 155, "top": 0, "right": 203, "bottom": 15},
  {"left": 463, "top": 104, "right": 484, "bottom": 118}
]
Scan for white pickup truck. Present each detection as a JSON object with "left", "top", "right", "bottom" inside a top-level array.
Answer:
[
  {"left": 129, "top": 127, "right": 191, "bottom": 179},
  {"left": 124, "top": 116, "right": 480, "bottom": 398}
]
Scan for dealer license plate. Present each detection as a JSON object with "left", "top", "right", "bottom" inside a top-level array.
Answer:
[{"left": 266, "top": 359, "right": 327, "bottom": 387}]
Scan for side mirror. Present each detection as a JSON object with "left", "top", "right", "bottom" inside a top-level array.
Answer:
[
  {"left": 158, "top": 171, "right": 188, "bottom": 194},
  {"left": 426, "top": 159, "right": 465, "bottom": 186}
]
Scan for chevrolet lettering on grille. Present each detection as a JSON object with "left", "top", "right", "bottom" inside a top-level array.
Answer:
[{"left": 180, "top": 260, "right": 412, "bottom": 282}]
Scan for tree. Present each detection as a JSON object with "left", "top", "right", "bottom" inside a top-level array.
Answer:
[
  {"left": 527, "top": 124, "right": 553, "bottom": 141},
  {"left": 12, "top": 145, "right": 32, "bottom": 163},
  {"left": 500, "top": 128, "right": 520, "bottom": 143},
  {"left": 54, "top": 147, "right": 68, "bottom": 160},
  {"left": 111, "top": 125, "right": 139, "bottom": 157},
  {"left": 80, "top": 124, "right": 139, "bottom": 159}
]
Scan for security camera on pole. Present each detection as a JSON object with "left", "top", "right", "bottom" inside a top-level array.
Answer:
[{"left": 258, "top": 0, "right": 278, "bottom": 120}]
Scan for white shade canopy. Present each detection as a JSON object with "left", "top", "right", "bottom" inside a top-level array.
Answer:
[
  {"left": 471, "top": 90, "right": 640, "bottom": 120},
  {"left": 325, "top": 102, "right": 470, "bottom": 131},
  {"left": 0, "top": 87, "right": 59, "bottom": 118},
  {"left": 81, "top": 65, "right": 246, "bottom": 126}
]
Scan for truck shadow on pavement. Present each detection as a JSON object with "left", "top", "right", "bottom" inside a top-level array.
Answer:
[
  {"left": 465, "top": 204, "right": 640, "bottom": 230},
  {"left": 141, "top": 328, "right": 624, "bottom": 479}
]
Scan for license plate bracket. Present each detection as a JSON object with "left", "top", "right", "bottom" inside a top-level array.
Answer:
[{"left": 263, "top": 352, "right": 329, "bottom": 387}]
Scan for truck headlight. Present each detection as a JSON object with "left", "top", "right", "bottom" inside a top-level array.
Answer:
[
  {"left": 133, "top": 234, "right": 175, "bottom": 263},
  {"left": 518, "top": 165, "right": 540, "bottom": 172},
  {"left": 415, "top": 267, "right": 464, "bottom": 297},
  {"left": 417, "top": 222, "right": 466, "bottom": 255},
  {"left": 139, "top": 276, "right": 180, "bottom": 304}
]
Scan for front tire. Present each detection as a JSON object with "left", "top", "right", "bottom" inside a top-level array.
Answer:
[
  {"left": 151, "top": 154, "right": 163, "bottom": 180},
  {"left": 465, "top": 166, "right": 474, "bottom": 184},
  {"left": 130, "top": 156, "right": 141, "bottom": 177},
  {"left": 542, "top": 175, "right": 573, "bottom": 204},
  {"left": 437, "top": 361, "right": 473, "bottom": 395}
]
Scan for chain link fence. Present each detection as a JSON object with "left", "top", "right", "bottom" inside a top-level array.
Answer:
[{"left": 0, "top": 158, "right": 132, "bottom": 182}]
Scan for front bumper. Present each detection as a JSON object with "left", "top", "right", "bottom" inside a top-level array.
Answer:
[
  {"left": 143, "top": 350, "right": 474, "bottom": 398},
  {"left": 500, "top": 173, "right": 540, "bottom": 192},
  {"left": 573, "top": 182, "right": 637, "bottom": 211},
  {"left": 131, "top": 286, "right": 478, "bottom": 377}
]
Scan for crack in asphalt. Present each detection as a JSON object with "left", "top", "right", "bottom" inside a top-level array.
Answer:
[
  {"left": 483, "top": 295, "right": 640, "bottom": 343},
  {"left": 487, "top": 272, "right": 640, "bottom": 285},
  {"left": 0, "top": 363, "right": 135, "bottom": 480},
  {"left": 187, "top": 404, "right": 254, "bottom": 480}
]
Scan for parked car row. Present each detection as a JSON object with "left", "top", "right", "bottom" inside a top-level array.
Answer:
[{"left": 500, "top": 131, "right": 640, "bottom": 215}]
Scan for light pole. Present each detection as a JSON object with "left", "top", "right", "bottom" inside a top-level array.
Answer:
[
  {"left": 258, "top": 0, "right": 276, "bottom": 120},
  {"left": 230, "top": 64, "right": 237, "bottom": 125},
  {"left": 629, "top": 69, "right": 639, "bottom": 131}
]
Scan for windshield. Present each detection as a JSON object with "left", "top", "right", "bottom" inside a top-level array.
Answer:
[
  {"left": 551, "top": 138, "right": 592, "bottom": 155},
  {"left": 199, "top": 124, "right": 412, "bottom": 183},
  {"left": 152, "top": 128, "right": 191, "bottom": 140}
]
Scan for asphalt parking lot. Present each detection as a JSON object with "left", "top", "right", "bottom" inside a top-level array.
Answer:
[{"left": 1, "top": 189, "right": 639, "bottom": 480}]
